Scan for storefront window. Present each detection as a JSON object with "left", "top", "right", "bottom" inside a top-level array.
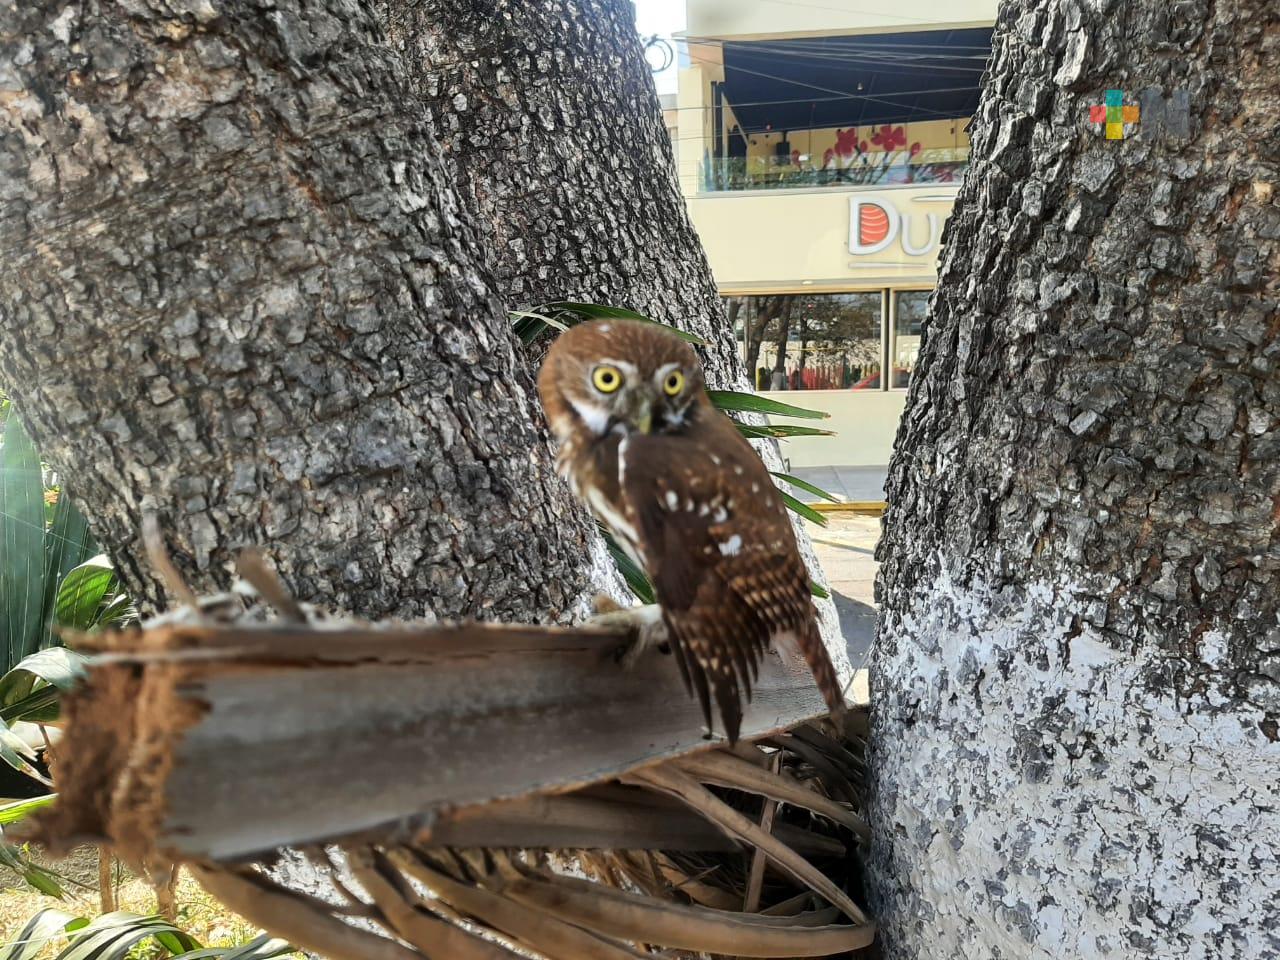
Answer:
[
  {"left": 892, "top": 290, "right": 930, "bottom": 388},
  {"left": 727, "top": 293, "right": 882, "bottom": 391}
]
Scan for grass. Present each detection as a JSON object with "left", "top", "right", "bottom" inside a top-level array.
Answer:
[{"left": 1, "top": 854, "right": 292, "bottom": 957}]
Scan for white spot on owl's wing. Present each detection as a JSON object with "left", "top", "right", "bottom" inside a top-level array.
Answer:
[
  {"left": 664, "top": 490, "right": 679, "bottom": 510},
  {"left": 712, "top": 505, "right": 728, "bottom": 523},
  {"left": 597, "top": 324, "right": 611, "bottom": 333},
  {"left": 719, "top": 534, "right": 743, "bottom": 556}
]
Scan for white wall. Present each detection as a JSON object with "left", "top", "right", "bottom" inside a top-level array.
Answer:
[
  {"left": 688, "top": 185, "right": 955, "bottom": 291},
  {"left": 685, "top": 0, "right": 998, "bottom": 41}
]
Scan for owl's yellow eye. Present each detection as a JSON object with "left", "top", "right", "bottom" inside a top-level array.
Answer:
[
  {"left": 592, "top": 365, "right": 623, "bottom": 393},
  {"left": 663, "top": 370, "right": 685, "bottom": 396}
]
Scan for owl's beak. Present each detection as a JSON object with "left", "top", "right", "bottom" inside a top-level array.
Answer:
[{"left": 633, "top": 398, "right": 654, "bottom": 435}]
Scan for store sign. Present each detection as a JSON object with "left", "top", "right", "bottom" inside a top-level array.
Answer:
[{"left": 848, "top": 195, "right": 945, "bottom": 259}]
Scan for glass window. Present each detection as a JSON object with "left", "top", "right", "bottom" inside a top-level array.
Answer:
[
  {"left": 725, "top": 293, "right": 882, "bottom": 391},
  {"left": 892, "top": 290, "right": 930, "bottom": 388}
]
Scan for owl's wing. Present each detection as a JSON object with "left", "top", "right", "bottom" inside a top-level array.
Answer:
[{"left": 619, "top": 417, "right": 815, "bottom": 743}]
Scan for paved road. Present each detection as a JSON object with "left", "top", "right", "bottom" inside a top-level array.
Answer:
[{"left": 806, "top": 513, "right": 882, "bottom": 670}]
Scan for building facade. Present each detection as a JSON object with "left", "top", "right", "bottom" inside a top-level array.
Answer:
[{"left": 675, "top": 0, "right": 997, "bottom": 468}]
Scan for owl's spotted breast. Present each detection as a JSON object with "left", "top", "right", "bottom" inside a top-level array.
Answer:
[{"left": 616, "top": 406, "right": 834, "bottom": 742}]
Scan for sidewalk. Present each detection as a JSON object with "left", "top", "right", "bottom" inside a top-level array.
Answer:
[
  {"left": 788, "top": 465, "right": 887, "bottom": 503},
  {"left": 805, "top": 513, "right": 882, "bottom": 672}
]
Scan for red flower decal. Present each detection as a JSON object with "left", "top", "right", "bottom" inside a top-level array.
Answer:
[
  {"left": 834, "top": 127, "right": 860, "bottom": 158},
  {"left": 871, "top": 125, "right": 907, "bottom": 150}
]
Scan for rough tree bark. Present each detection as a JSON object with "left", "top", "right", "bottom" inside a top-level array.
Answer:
[
  {"left": 1, "top": 1, "right": 847, "bottom": 648},
  {"left": 872, "top": 2, "right": 1279, "bottom": 958},
  {"left": 385, "top": 0, "right": 742, "bottom": 380},
  {"left": 0, "top": 0, "right": 609, "bottom": 622}
]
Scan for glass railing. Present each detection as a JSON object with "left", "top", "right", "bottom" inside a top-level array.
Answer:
[{"left": 699, "top": 146, "right": 969, "bottom": 193}]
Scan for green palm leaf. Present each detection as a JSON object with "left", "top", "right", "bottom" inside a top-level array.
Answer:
[
  {"left": 707, "top": 390, "right": 829, "bottom": 420},
  {"left": 1, "top": 411, "right": 47, "bottom": 670}
]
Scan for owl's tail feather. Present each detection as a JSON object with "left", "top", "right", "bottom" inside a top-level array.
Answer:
[{"left": 801, "top": 620, "right": 847, "bottom": 721}]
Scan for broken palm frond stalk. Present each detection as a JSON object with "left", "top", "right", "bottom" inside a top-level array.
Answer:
[
  {"left": 495, "top": 869, "right": 875, "bottom": 957},
  {"left": 389, "top": 848, "right": 653, "bottom": 960},
  {"left": 625, "top": 764, "right": 870, "bottom": 926},
  {"left": 190, "top": 864, "right": 422, "bottom": 960},
  {"left": 32, "top": 619, "right": 855, "bottom": 864},
  {"left": 743, "top": 752, "right": 782, "bottom": 913},
  {"left": 674, "top": 750, "right": 871, "bottom": 840},
  {"left": 27, "top": 572, "right": 874, "bottom": 958}
]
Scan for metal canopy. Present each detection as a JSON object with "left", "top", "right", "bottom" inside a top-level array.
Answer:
[{"left": 718, "top": 28, "right": 992, "bottom": 133}]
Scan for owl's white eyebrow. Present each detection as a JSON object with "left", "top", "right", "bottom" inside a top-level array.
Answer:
[
  {"left": 597, "top": 358, "right": 638, "bottom": 375},
  {"left": 653, "top": 361, "right": 681, "bottom": 383}
]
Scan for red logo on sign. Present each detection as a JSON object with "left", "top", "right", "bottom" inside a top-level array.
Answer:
[{"left": 858, "top": 203, "right": 891, "bottom": 246}]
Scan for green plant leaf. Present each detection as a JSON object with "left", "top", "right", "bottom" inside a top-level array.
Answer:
[
  {"left": 0, "top": 684, "right": 61, "bottom": 725},
  {"left": 734, "top": 422, "right": 836, "bottom": 440},
  {"left": 707, "top": 390, "right": 829, "bottom": 420},
  {"left": 190, "top": 934, "right": 294, "bottom": 960},
  {"left": 1, "top": 409, "right": 48, "bottom": 672},
  {"left": 780, "top": 491, "right": 829, "bottom": 528},
  {"left": 514, "top": 302, "right": 711, "bottom": 346},
  {"left": 53, "top": 556, "right": 117, "bottom": 632},
  {"left": 95, "top": 593, "right": 136, "bottom": 629},
  {"left": 0, "top": 715, "right": 45, "bottom": 781},
  {"left": 21, "top": 867, "right": 64, "bottom": 899},
  {"left": 56, "top": 912, "right": 202, "bottom": 960},
  {"left": 41, "top": 490, "right": 97, "bottom": 645},
  {"left": 0, "top": 647, "right": 87, "bottom": 707},
  {"left": 0, "top": 793, "right": 56, "bottom": 825},
  {"left": 809, "top": 580, "right": 831, "bottom": 600},
  {"left": 598, "top": 524, "right": 655, "bottom": 605},
  {"left": 770, "top": 472, "right": 840, "bottom": 503},
  {"left": 508, "top": 309, "right": 570, "bottom": 331},
  {"left": 540, "top": 302, "right": 653, "bottom": 322},
  {"left": 0, "top": 907, "right": 77, "bottom": 960}
]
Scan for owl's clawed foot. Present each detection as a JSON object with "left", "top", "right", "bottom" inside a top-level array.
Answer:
[{"left": 586, "top": 601, "right": 670, "bottom": 669}]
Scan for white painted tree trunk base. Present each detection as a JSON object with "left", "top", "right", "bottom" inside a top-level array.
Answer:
[{"left": 872, "top": 567, "right": 1280, "bottom": 958}]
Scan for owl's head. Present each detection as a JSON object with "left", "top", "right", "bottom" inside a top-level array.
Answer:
[{"left": 538, "top": 319, "right": 706, "bottom": 443}]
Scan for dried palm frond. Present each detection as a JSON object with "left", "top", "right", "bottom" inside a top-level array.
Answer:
[{"left": 26, "top": 551, "right": 876, "bottom": 958}]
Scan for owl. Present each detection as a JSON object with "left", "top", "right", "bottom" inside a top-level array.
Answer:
[{"left": 538, "top": 319, "right": 845, "bottom": 744}]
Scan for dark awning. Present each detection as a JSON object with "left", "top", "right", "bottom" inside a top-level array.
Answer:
[{"left": 716, "top": 28, "right": 992, "bottom": 133}]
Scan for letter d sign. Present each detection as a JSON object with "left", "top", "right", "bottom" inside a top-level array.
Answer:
[{"left": 849, "top": 197, "right": 899, "bottom": 255}]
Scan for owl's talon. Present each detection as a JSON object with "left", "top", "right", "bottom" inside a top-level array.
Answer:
[
  {"left": 586, "top": 603, "right": 668, "bottom": 670},
  {"left": 592, "top": 593, "right": 624, "bottom": 616}
]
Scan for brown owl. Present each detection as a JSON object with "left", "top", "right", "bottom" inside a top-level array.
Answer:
[{"left": 538, "top": 319, "right": 844, "bottom": 743}]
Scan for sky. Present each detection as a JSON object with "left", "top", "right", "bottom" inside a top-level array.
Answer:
[{"left": 633, "top": 0, "right": 687, "bottom": 95}]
